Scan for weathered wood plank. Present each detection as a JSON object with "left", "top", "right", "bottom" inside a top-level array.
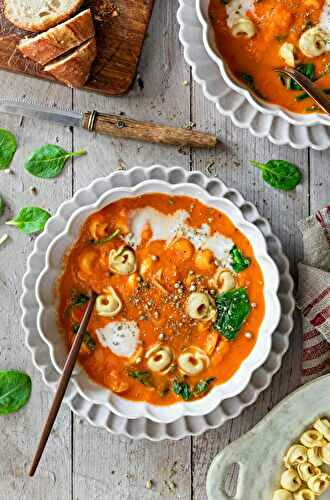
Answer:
[
  {"left": 310, "top": 149, "right": 330, "bottom": 212},
  {"left": 190, "top": 81, "right": 309, "bottom": 499},
  {"left": 0, "top": 74, "right": 72, "bottom": 499},
  {"left": 72, "top": 2, "right": 192, "bottom": 499}
]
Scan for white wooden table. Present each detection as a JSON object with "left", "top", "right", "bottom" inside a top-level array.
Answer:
[{"left": 0, "top": 1, "right": 329, "bottom": 499}]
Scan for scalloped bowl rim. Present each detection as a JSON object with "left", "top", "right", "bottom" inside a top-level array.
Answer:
[
  {"left": 196, "top": 0, "right": 330, "bottom": 127},
  {"left": 34, "top": 178, "right": 281, "bottom": 424}
]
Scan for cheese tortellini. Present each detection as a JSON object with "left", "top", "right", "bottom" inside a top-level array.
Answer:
[
  {"left": 146, "top": 344, "right": 173, "bottom": 373},
  {"left": 273, "top": 417, "right": 330, "bottom": 500},
  {"left": 178, "top": 346, "right": 210, "bottom": 376},
  {"left": 231, "top": 17, "right": 256, "bottom": 38},
  {"left": 109, "top": 245, "right": 137, "bottom": 275},
  {"left": 95, "top": 286, "right": 122, "bottom": 317},
  {"left": 186, "top": 292, "right": 216, "bottom": 321},
  {"left": 211, "top": 268, "right": 236, "bottom": 294},
  {"left": 299, "top": 27, "right": 329, "bottom": 58},
  {"left": 279, "top": 42, "right": 296, "bottom": 67}
]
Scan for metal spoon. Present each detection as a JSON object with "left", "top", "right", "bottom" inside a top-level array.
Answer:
[{"left": 274, "top": 68, "right": 330, "bottom": 114}]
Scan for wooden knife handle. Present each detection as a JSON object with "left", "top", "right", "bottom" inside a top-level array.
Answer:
[{"left": 82, "top": 111, "right": 218, "bottom": 148}]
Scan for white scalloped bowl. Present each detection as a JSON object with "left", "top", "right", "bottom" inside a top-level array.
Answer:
[
  {"left": 35, "top": 177, "right": 280, "bottom": 424},
  {"left": 196, "top": 0, "right": 330, "bottom": 127}
]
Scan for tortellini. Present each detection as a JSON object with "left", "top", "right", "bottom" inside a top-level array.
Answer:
[
  {"left": 320, "top": 443, "right": 330, "bottom": 465},
  {"left": 300, "top": 430, "right": 326, "bottom": 448},
  {"left": 211, "top": 268, "right": 236, "bottom": 294},
  {"left": 178, "top": 346, "right": 210, "bottom": 376},
  {"left": 280, "top": 469, "right": 302, "bottom": 492},
  {"left": 95, "top": 286, "right": 122, "bottom": 317},
  {"left": 314, "top": 418, "right": 330, "bottom": 441},
  {"left": 109, "top": 245, "right": 137, "bottom": 275},
  {"left": 231, "top": 17, "right": 256, "bottom": 38},
  {"left": 307, "top": 447, "right": 323, "bottom": 467},
  {"left": 307, "top": 474, "right": 330, "bottom": 495},
  {"left": 297, "top": 463, "right": 320, "bottom": 482},
  {"left": 273, "top": 490, "right": 293, "bottom": 500},
  {"left": 299, "top": 27, "right": 329, "bottom": 58},
  {"left": 285, "top": 445, "right": 308, "bottom": 467},
  {"left": 186, "top": 292, "right": 216, "bottom": 321},
  {"left": 279, "top": 42, "right": 296, "bottom": 67},
  {"left": 293, "top": 490, "right": 315, "bottom": 500},
  {"left": 146, "top": 344, "right": 173, "bottom": 374}
]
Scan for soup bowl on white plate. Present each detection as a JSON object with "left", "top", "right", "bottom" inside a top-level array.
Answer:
[
  {"left": 35, "top": 177, "right": 280, "bottom": 424},
  {"left": 196, "top": 0, "right": 330, "bottom": 128}
]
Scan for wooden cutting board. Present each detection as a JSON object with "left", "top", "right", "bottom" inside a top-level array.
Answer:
[{"left": 0, "top": 0, "right": 155, "bottom": 95}]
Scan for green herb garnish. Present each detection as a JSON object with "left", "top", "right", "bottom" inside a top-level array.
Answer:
[
  {"left": 71, "top": 293, "right": 90, "bottom": 307},
  {"left": 173, "top": 380, "right": 191, "bottom": 401},
  {"left": 214, "top": 288, "right": 251, "bottom": 340},
  {"left": 279, "top": 63, "right": 315, "bottom": 91},
  {"left": 173, "top": 378, "right": 216, "bottom": 400},
  {"left": 250, "top": 160, "right": 302, "bottom": 191},
  {"left": 91, "top": 228, "right": 121, "bottom": 245},
  {"left": 72, "top": 324, "right": 96, "bottom": 351},
  {"left": 128, "top": 370, "right": 154, "bottom": 387},
  {"left": 0, "top": 370, "right": 32, "bottom": 415},
  {"left": 0, "top": 128, "right": 17, "bottom": 170},
  {"left": 192, "top": 377, "right": 216, "bottom": 397},
  {"left": 25, "top": 144, "right": 86, "bottom": 179},
  {"left": 0, "top": 194, "right": 5, "bottom": 218},
  {"left": 239, "top": 73, "right": 265, "bottom": 99},
  {"left": 6, "top": 206, "right": 51, "bottom": 234},
  {"left": 230, "top": 245, "right": 251, "bottom": 272},
  {"left": 295, "top": 89, "right": 330, "bottom": 101}
]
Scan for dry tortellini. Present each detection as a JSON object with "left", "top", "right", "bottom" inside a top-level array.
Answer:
[
  {"left": 299, "top": 27, "right": 329, "bottom": 58},
  {"left": 273, "top": 417, "right": 330, "bottom": 500},
  {"left": 95, "top": 286, "right": 122, "bottom": 317},
  {"left": 231, "top": 17, "right": 256, "bottom": 38},
  {"left": 186, "top": 292, "right": 216, "bottom": 321},
  {"left": 109, "top": 245, "right": 137, "bottom": 275},
  {"left": 178, "top": 346, "right": 210, "bottom": 376}
]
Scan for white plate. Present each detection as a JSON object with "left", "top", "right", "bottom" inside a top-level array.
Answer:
[
  {"left": 177, "top": 0, "right": 330, "bottom": 150},
  {"left": 21, "top": 165, "right": 295, "bottom": 439}
]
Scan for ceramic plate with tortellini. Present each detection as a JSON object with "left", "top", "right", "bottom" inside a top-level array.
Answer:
[
  {"left": 208, "top": 0, "right": 330, "bottom": 114},
  {"left": 58, "top": 193, "right": 265, "bottom": 405},
  {"left": 273, "top": 418, "right": 330, "bottom": 500}
]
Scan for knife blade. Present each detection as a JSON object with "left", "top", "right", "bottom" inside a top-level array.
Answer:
[{"left": 0, "top": 97, "right": 218, "bottom": 148}]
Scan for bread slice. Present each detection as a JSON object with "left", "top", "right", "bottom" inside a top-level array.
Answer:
[
  {"left": 4, "top": 0, "right": 84, "bottom": 32},
  {"left": 44, "top": 37, "right": 97, "bottom": 88},
  {"left": 18, "top": 9, "right": 95, "bottom": 65}
]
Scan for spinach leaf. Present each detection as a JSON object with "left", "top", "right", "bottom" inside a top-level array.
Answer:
[
  {"left": 239, "top": 73, "right": 265, "bottom": 100},
  {"left": 25, "top": 145, "right": 86, "bottom": 178},
  {"left": 128, "top": 370, "right": 154, "bottom": 387},
  {"left": 214, "top": 288, "right": 251, "bottom": 340},
  {"left": 230, "top": 245, "right": 251, "bottom": 272},
  {"left": 0, "top": 128, "right": 17, "bottom": 170},
  {"left": 0, "top": 194, "right": 5, "bottom": 218},
  {"left": 71, "top": 293, "right": 90, "bottom": 307},
  {"left": 91, "top": 228, "right": 121, "bottom": 245},
  {"left": 173, "top": 380, "right": 191, "bottom": 401},
  {"left": 279, "top": 63, "right": 315, "bottom": 91},
  {"left": 296, "top": 88, "right": 330, "bottom": 101},
  {"left": 72, "top": 324, "right": 96, "bottom": 351},
  {"left": 6, "top": 207, "right": 51, "bottom": 234},
  {"left": 192, "top": 377, "right": 216, "bottom": 397},
  {"left": 0, "top": 370, "right": 32, "bottom": 415},
  {"left": 250, "top": 160, "right": 302, "bottom": 191}
]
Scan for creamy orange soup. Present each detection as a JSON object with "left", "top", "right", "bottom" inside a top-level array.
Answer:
[
  {"left": 209, "top": 0, "right": 330, "bottom": 113},
  {"left": 58, "top": 194, "right": 265, "bottom": 405}
]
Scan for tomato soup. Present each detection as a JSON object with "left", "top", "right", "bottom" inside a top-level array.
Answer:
[
  {"left": 58, "top": 194, "right": 265, "bottom": 405},
  {"left": 209, "top": 0, "right": 330, "bottom": 113}
]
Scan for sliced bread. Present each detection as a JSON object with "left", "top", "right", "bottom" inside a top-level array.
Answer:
[
  {"left": 18, "top": 9, "right": 95, "bottom": 65},
  {"left": 4, "top": 0, "right": 84, "bottom": 32},
  {"left": 44, "top": 37, "right": 97, "bottom": 88}
]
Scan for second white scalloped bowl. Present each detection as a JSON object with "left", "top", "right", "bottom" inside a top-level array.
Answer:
[
  {"left": 35, "top": 177, "right": 281, "bottom": 423},
  {"left": 196, "top": 0, "right": 330, "bottom": 128}
]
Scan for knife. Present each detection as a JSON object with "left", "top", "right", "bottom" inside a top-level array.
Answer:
[{"left": 0, "top": 98, "right": 218, "bottom": 148}]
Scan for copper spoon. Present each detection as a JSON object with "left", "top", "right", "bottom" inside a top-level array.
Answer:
[
  {"left": 29, "top": 290, "right": 97, "bottom": 477},
  {"left": 274, "top": 68, "right": 330, "bottom": 114}
]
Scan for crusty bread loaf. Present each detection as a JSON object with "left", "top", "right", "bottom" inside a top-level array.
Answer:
[
  {"left": 18, "top": 9, "right": 95, "bottom": 65},
  {"left": 44, "top": 37, "right": 97, "bottom": 88},
  {"left": 4, "top": 0, "right": 84, "bottom": 32}
]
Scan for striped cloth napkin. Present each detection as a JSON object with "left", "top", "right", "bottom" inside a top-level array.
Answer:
[{"left": 297, "top": 206, "right": 330, "bottom": 382}]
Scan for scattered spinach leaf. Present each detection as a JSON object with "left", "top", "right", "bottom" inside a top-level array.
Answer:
[
  {"left": 239, "top": 73, "right": 265, "bottom": 100},
  {"left": 6, "top": 206, "right": 51, "bottom": 234},
  {"left": 159, "top": 385, "right": 170, "bottom": 397},
  {"left": 90, "top": 228, "right": 121, "bottom": 245},
  {"left": 306, "top": 105, "right": 321, "bottom": 112},
  {"left": 71, "top": 293, "right": 90, "bottom": 307},
  {"left": 250, "top": 160, "right": 302, "bottom": 191},
  {"left": 295, "top": 88, "right": 330, "bottom": 101},
  {"left": 274, "top": 34, "right": 287, "bottom": 43},
  {"left": 0, "top": 194, "right": 5, "bottom": 218},
  {"left": 0, "top": 128, "right": 17, "bottom": 170},
  {"left": 72, "top": 324, "right": 96, "bottom": 351},
  {"left": 173, "top": 380, "right": 191, "bottom": 401},
  {"left": 25, "top": 144, "right": 86, "bottom": 179},
  {"left": 279, "top": 63, "right": 315, "bottom": 91},
  {"left": 230, "top": 245, "right": 251, "bottom": 272},
  {"left": 128, "top": 370, "right": 154, "bottom": 387},
  {"left": 0, "top": 370, "right": 32, "bottom": 415},
  {"left": 192, "top": 377, "right": 216, "bottom": 397},
  {"left": 214, "top": 288, "right": 251, "bottom": 340}
]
